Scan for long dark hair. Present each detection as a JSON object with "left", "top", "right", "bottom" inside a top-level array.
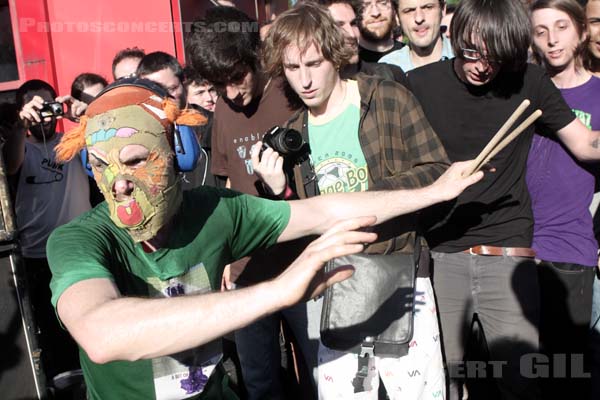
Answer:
[{"left": 451, "top": 0, "right": 532, "bottom": 73}]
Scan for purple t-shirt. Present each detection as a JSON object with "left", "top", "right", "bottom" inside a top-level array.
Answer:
[{"left": 527, "top": 76, "right": 600, "bottom": 266}]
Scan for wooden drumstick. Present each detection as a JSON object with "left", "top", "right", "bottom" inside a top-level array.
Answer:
[
  {"left": 473, "top": 109, "right": 543, "bottom": 173},
  {"left": 464, "top": 99, "right": 531, "bottom": 176}
]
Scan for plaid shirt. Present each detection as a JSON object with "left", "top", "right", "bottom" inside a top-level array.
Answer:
[{"left": 285, "top": 73, "right": 449, "bottom": 253}]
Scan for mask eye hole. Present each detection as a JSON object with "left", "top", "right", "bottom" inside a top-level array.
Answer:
[
  {"left": 88, "top": 151, "right": 108, "bottom": 173},
  {"left": 119, "top": 144, "right": 150, "bottom": 169}
]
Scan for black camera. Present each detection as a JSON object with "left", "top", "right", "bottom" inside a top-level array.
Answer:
[
  {"left": 260, "top": 126, "right": 305, "bottom": 159},
  {"left": 38, "top": 102, "right": 64, "bottom": 119}
]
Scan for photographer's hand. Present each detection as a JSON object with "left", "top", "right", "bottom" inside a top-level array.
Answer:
[
  {"left": 57, "top": 95, "right": 88, "bottom": 122},
  {"left": 251, "top": 141, "right": 287, "bottom": 196},
  {"left": 18, "top": 95, "right": 45, "bottom": 128}
]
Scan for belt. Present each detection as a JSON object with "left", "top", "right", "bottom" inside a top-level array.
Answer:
[{"left": 462, "top": 245, "right": 536, "bottom": 258}]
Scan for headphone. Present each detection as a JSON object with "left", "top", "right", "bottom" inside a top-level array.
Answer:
[{"left": 80, "top": 78, "right": 201, "bottom": 176}]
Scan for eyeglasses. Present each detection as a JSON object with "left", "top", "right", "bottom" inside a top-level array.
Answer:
[
  {"left": 362, "top": 0, "right": 392, "bottom": 11},
  {"left": 461, "top": 48, "right": 497, "bottom": 64}
]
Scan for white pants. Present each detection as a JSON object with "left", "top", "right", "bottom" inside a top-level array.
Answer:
[{"left": 317, "top": 277, "right": 446, "bottom": 400}]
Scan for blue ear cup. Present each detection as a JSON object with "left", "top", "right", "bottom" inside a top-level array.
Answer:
[
  {"left": 80, "top": 128, "right": 200, "bottom": 175},
  {"left": 93, "top": 78, "right": 202, "bottom": 173},
  {"left": 173, "top": 124, "right": 200, "bottom": 172},
  {"left": 80, "top": 148, "right": 94, "bottom": 178}
]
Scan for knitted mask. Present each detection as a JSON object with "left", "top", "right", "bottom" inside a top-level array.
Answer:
[
  {"left": 86, "top": 104, "right": 181, "bottom": 242},
  {"left": 55, "top": 84, "right": 206, "bottom": 242}
]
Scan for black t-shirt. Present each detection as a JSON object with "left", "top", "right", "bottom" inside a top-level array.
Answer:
[
  {"left": 408, "top": 60, "right": 575, "bottom": 252},
  {"left": 359, "top": 41, "right": 404, "bottom": 63}
]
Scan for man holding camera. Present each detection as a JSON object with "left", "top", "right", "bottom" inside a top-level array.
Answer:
[
  {"left": 256, "top": 3, "right": 450, "bottom": 398},
  {"left": 2, "top": 79, "right": 91, "bottom": 388},
  {"left": 186, "top": 6, "right": 312, "bottom": 399}
]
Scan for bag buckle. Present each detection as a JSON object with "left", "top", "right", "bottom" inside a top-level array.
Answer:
[
  {"left": 353, "top": 338, "right": 375, "bottom": 393},
  {"left": 359, "top": 338, "right": 375, "bottom": 359}
]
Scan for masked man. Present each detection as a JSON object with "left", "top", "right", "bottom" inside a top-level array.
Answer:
[{"left": 48, "top": 78, "right": 481, "bottom": 400}]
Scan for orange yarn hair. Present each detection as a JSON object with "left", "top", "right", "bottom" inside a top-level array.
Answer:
[
  {"left": 162, "top": 98, "right": 207, "bottom": 126},
  {"left": 54, "top": 97, "right": 207, "bottom": 163},
  {"left": 55, "top": 116, "right": 88, "bottom": 163}
]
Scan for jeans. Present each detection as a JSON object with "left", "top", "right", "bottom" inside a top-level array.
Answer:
[
  {"left": 537, "top": 260, "right": 594, "bottom": 399},
  {"left": 235, "top": 298, "right": 322, "bottom": 400},
  {"left": 431, "top": 251, "right": 540, "bottom": 400},
  {"left": 23, "top": 257, "right": 80, "bottom": 381}
]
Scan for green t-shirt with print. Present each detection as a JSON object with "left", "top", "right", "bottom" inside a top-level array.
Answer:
[
  {"left": 308, "top": 80, "right": 368, "bottom": 194},
  {"left": 47, "top": 186, "right": 290, "bottom": 400}
]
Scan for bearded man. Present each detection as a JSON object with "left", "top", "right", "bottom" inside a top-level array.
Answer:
[{"left": 357, "top": 0, "right": 404, "bottom": 62}]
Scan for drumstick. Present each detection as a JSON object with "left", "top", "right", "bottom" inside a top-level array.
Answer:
[
  {"left": 464, "top": 99, "right": 531, "bottom": 176},
  {"left": 473, "top": 109, "right": 543, "bottom": 174}
]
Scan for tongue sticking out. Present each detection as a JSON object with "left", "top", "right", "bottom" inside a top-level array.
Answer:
[{"left": 116, "top": 199, "right": 144, "bottom": 226}]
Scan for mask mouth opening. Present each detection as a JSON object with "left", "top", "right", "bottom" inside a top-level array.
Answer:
[{"left": 105, "top": 174, "right": 183, "bottom": 243}]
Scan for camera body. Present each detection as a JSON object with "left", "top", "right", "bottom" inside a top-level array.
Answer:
[
  {"left": 260, "top": 126, "right": 305, "bottom": 159},
  {"left": 39, "top": 102, "right": 64, "bottom": 119}
]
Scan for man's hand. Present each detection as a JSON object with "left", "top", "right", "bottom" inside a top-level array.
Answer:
[
  {"left": 272, "top": 216, "right": 378, "bottom": 308},
  {"left": 221, "top": 263, "right": 244, "bottom": 291},
  {"left": 430, "top": 160, "right": 485, "bottom": 202},
  {"left": 18, "top": 95, "right": 46, "bottom": 128},
  {"left": 56, "top": 95, "right": 88, "bottom": 122},
  {"left": 251, "top": 141, "right": 287, "bottom": 196}
]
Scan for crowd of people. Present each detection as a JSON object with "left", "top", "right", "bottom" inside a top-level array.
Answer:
[{"left": 1, "top": 0, "right": 600, "bottom": 399}]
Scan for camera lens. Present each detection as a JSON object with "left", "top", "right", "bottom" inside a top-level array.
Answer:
[{"left": 283, "top": 131, "right": 303, "bottom": 151}]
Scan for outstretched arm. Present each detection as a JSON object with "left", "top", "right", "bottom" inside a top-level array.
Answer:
[
  {"left": 278, "top": 160, "right": 483, "bottom": 242},
  {"left": 56, "top": 217, "right": 377, "bottom": 364},
  {"left": 4, "top": 95, "right": 46, "bottom": 175},
  {"left": 556, "top": 118, "right": 600, "bottom": 162}
]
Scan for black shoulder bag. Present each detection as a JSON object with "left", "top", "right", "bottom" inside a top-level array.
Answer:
[{"left": 319, "top": 237, "right": 420, "bottom": 393}]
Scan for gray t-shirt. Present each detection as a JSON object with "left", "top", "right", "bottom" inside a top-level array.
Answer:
[{"left": 15, "top": 134, "right": 91, "bottom": 257}]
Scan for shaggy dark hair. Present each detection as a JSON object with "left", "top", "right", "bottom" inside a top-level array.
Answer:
[
  {"left": 185, "top": 6, "right": 261, "bottom": 87},
  {"left": 451, "top": 0, "right": 532, "bottom": 73}
]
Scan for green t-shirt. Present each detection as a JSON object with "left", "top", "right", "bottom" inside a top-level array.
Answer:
[
  {"left": 308, "top": 80, "right": 368, "bottom": 194},
  {"left": 47, "top": 187, "right": 290, "bottom": 400}
]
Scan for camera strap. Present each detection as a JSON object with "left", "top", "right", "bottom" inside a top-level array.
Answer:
[{"left": 292, "top": 112, "right": 319, "bottom": 199}]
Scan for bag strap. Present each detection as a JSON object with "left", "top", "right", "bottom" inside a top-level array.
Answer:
[
  {"left": 293, "top": 112, "right": 320, "bottom": 198},
  {"left": 352, "top": 338, "right": 374, "bottom": 393}
]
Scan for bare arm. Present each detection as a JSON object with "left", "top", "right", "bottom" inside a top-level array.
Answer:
[
  {"left": 556, "top": 118, "right": 600, "bottom": 162},
  {"left": 4, "top": 95, "right": 48, "bottom": 175},
  {"left": 57, "top": 217, "right": 377, "bottom": 364},
  {"left": 278, "top": 161, "right": 483, "bottom": 242}
]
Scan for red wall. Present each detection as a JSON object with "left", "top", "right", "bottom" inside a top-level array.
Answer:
[
  {"left": 7, "top": 0, "right": 294, "bottom": 97},
  {"left": 10, "top": 0, "right": 183, "bottom": 95},
  {"left": 45, "top": 0, "right": 179, "bottom": 95},
  {"left": 10, "top": 0, "right": 55, "bottom": 91}
]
